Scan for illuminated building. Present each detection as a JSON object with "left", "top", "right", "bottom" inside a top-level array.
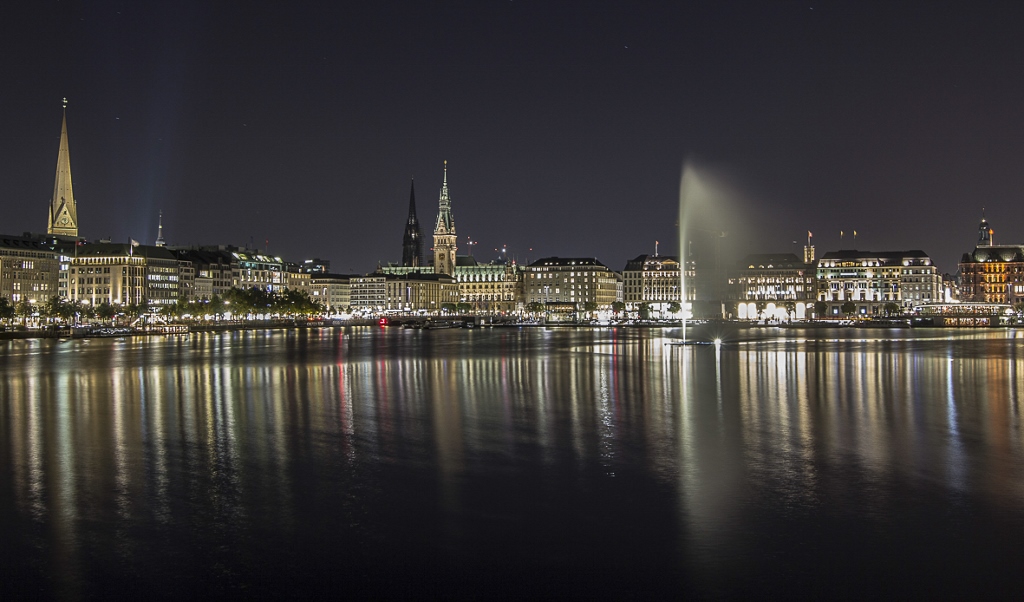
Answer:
[
  {"left": 958, "top": 215, "right": 1024, "bottom": 304},
  {"left": 350, "top": 275, "right": 387, "bottom": 312},
  {"left": 300, "top": 258, "right": 331, "bottom": 274},
  {"left": 233, "top": 251, "right": 284, "bottom": 292},
  {"left": 68, "top": 243, "right": 180, "bottom": 307},
  {"left": 453, "top": 257, "right": 521, "bottom": 314},
  {"left": 177, "top": 257, "right": 195, "bottom": 300},
  {"left": 816, "top": 250, "right": 940, "bottom": 315},
  {"left": 385, "top": 273, "right": 459, "bottom": 313},
  {"left": 803, "top": 243, "right": 815, "bottom": 264},
  {"left": 46, "top": 100, "right": 79, "bottom": 239},
  {"left": 310, "top": 274, "right": 354, "bottom": 312},
  {"left": 729, "top": 253, "right": 815, "bottom": 319},
  {"left": 379, "top": 264, "right": 433, "bottom": 277},
  {"left": 523, "top": 257, "right": 619, "bottom": 309},
  {"left": 432, "top": 161, "right": 457, "bottom": 276},
  {"left": 402, "top": 178, "right": 425, "bottom": 267},
  {"left": 959, "top": 246, "right": 1024, "bottom": 304},
  {"left": 379, "top": 255, "right": 519, "bottom": 314},
  {"left": 0, "top": 235, "right": 60, "bottom": 304},
  {"left": 622, "top": 254, "right": 683, "bottom": 316},
  {"left": 172, "top": 248, "right": 238, "bottom": 300},
  {"left": 284, "top": 263, "right": 312, "bottom": 295}
]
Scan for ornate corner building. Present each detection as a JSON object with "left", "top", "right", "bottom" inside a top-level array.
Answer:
[{"left": 958, "top": 214, "right": 1024, "bottom": 304}]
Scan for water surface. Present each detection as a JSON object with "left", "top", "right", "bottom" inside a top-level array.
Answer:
[{"left": 2, "top": 327, "right": 1023, "bottom": 598}]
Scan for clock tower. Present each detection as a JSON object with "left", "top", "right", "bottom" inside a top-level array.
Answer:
[
  {"left": 47, "top": 99, "right": 79, "bottom": 238},
  {"left": 433, "top": 161, "right": 457, "bottom": 276}
]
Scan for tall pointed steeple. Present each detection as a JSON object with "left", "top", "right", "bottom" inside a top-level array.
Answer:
[
  {"left": 402, "top": 178, "right": 424, "bottom": 266},
  {"left": 433, "top": 161, "right": 457, "bottom": 275},
  {"left": 155, "top": 210, "right": 166, "bottom": 247},
  {"left": 48, "top": 99, "right": 79, "bottom": 238}
]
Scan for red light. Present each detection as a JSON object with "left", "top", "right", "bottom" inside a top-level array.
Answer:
[{"left": 379, "top": 318, "right": 388, "bottom": 326}]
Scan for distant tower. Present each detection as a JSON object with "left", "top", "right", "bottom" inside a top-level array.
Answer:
[
  {"left": 47, "top": 98, "right": 79, "bottom": 238},
  {"left": 803, "top": 231, "right": 815, "bottom": 264},
  {"left": 433, "top": 161, "right": 457, "bottom": 275},
  {"left": 978, "top": 210, "right": 993, "bottom": 246},
  {"left": 155, "top": 210, "right": 166, "bottom": 247},
  {"left": 402, "top": 178, "right": 424, "bottom": 266}
]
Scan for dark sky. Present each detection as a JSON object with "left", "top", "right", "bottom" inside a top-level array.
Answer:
[{"left": 3, "top": 1, "right": 1023, "bottom": 274}]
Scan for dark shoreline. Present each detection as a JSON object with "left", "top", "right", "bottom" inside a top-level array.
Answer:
[
  {"left": 1, "top": 318, "right": 1001, "bottom": 341},
  {"left": 0, "top": 318, "right": 381, "bottom": 341}
]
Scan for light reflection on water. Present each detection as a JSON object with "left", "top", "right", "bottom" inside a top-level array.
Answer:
[{"left": 1, "top": 327, "right": 1023, "bottom": 598}]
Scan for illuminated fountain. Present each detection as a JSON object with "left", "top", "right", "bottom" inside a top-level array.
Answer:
[{"left": 674, "top": 160, "right": 747, "bottom": 346}]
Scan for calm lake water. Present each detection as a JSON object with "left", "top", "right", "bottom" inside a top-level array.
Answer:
[{"left": 2, "top": 326, "right": 1023, "bottom": 599}]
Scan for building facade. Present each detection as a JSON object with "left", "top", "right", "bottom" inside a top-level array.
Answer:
[
  {"left": 959, "top": 245, "right": 1024, "bottom": 304},
  {"left": 174, "top": 248, "right": 238, "bottom": 300},
  {"left": 284, "top": 264, "right": 312, "bottom": 295},
  {"left": 177, "top": 257, "right": 195, "bottom": 301},
  {"left": 816, "top": 250, "right": 940, "bottom": 316},
  {"left": 622, "top": 254, "right": 682, "bottom": 315},
  {"left": 68, "top": 243, "right": 180, "bottom": 308},
  {"left": 0, "top": 235, "right": 61, "bottom": 304},
  {"left": 350, "top": 276, "right": 387, "bottom": 312},
  {"left": 454, "top": 258, "right": 521, "bottom": 314},
  {"left": 958, "top": 215, "right": 1024, "bottom": 305},
  {"left": 523, "top": 257, "right": 619, "bottom": 309},
  {"left": 729, "top": 253, "right": 815, "bottom": 319},
  {"left": 234, "top": 251, "right": 284, "bottom": 292},
  {"left": 310, "top": 274, "right": 353, "bottom": 312},
  {"left": 385, "top": 273, "right": 459, "bottom": 313}
]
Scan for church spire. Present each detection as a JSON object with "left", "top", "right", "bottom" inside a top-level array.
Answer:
[
  {"left": 435, "top": 160, "right": 455, "bottom": 233},
  {"left": 47, "top": 98, "right": 79, "bottom": 238},
  {"left": 155, "top": 210, "right": 166, "bottom": 247},
  {"left": 402, "top": 178, "right": 424, "bottom": 266},
  {"left": 433, "top": 160, "right": 458, "bottom": 275},
  {"left": 407, "top": 177, "right": 418, "bottom": 220}
]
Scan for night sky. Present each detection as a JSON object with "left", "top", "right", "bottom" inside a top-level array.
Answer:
[{"left": 3, "top": 1, "right": 1024, "bottom": 274}]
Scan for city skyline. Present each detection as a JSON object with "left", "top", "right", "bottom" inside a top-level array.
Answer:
[{"left": 3, "top": 2, "right": 1024, "bottom": 273}]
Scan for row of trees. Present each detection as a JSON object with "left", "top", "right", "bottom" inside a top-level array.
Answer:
[
  {"left": 164, "top": 287, "right": 324, "bottom": 320},
  {"left": 0, "top": 296, "right": 149, "bottom": 326},
  {"left": 0, "top": 287, "right": 326, "bottom": 327},
  {"left": 522, "top": 301, "right": 677, "bottom": 320}
]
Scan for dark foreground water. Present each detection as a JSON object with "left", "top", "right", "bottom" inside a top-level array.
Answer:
[{"left": 2, "top": 326, "right": 1023, "bottom": 599}]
